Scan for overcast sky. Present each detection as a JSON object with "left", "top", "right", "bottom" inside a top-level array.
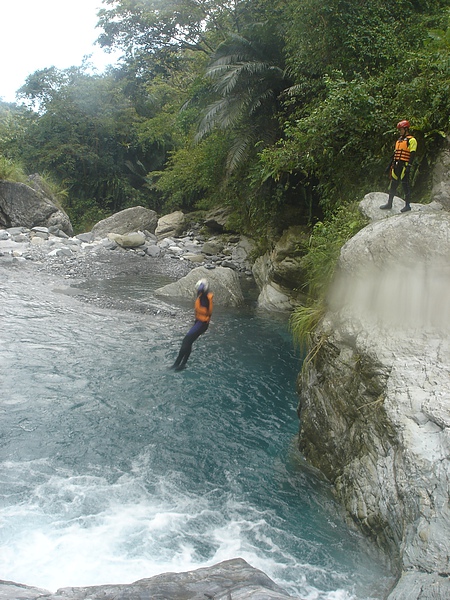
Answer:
[{"left": 0, "top": 0, "right": 121, "bottom": 103}]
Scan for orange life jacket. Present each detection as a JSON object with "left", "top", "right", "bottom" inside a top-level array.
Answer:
[
  {"left": 195, "top": 293, "right": 213, "bottom": 323},
  {"left": 393, "top": 135, "right": 417, "bottom": 163}
]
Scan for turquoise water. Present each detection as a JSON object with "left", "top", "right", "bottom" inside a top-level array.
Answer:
[{"left": 0, "top": 271, "right": 392, "bottom": 598}]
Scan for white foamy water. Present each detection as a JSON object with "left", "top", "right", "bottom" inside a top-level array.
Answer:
[{"left": 0, "top": 268, "right": 393, "bottom": 599}]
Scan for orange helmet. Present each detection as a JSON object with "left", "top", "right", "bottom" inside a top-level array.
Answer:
[{"left": 397, "top": 119, "right": 410, "bottom": 129}]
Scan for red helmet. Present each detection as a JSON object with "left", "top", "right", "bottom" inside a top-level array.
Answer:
[{"left": 397, "top": 120, "right": 410, "bottom": 129}]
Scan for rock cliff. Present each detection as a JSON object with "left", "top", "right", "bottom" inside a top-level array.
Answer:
[
  {"left": 252, "top": 225, "right": 308, "bottom": 311},
  {"left": 297, "top": 193, "right": 450, "bottom": 599}
]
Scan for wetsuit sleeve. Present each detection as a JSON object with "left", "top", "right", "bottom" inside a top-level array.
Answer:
[{"left": 408, "top": 137, "right": 417, "bottom": 165}]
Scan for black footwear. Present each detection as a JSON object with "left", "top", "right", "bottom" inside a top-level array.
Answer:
[
  {"left": 379, "top": 203, "right": 392, "bottom": 210},
  {"left": 400, "top": 205, "right": 411, "bottom": 213}
]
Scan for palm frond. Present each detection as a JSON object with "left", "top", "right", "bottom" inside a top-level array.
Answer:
[
  {"left": 226, "top": 136, "right": 252, "bottom": 172},
  {"left": 195, "top": 24, "right": 291, "bottom": 171}
]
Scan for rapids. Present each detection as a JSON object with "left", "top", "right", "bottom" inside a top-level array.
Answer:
[{"left": 0, "top": 267, "right": 393, "bottom": 599}]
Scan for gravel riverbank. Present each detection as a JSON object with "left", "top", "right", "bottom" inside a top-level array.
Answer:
[{"left": 0, "top": 226, "right": 254, "bottom": 314}]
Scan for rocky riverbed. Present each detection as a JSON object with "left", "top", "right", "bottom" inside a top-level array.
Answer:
[
  {"left": 0, "top": 224, "right": 255, "bottom": 313},
  {"left": 0, "top": 558, "right": 298, "bottom": 600},
  {"left": 0, "top": 225, "right": 309, "bottom": 600},
  {"left": 0, "top": 224, "right": 300, "bottom": 600}
]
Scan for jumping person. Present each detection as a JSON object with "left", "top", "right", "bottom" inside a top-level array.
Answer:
[
  {"left": 380, "top": 119, "right": 417, "bottom": 213},
  {"left": 171, "top": 278, "right": 213, "bottom": 371}
]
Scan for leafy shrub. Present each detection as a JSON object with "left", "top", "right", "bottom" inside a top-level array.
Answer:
[
  {"left": 290, "top": 202, "right": 368, "bottom": 349},
  {"left": 0, "top": 156, "right": 28, "bottom": 183}
]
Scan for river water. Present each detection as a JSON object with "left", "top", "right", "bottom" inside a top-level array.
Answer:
[{"left": 0, "top": 266, "right": 392, "bottom": 599}]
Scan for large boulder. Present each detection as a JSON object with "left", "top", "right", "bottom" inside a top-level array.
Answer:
[
  {"left": 252, "top": 226, "right": 308, "bottom": 311},
  {"left": 155, "top": 265, "right": 244, "bottom": 307},
  {"left": 0, "top": 177, "right": 73, "bottom": 236},
  {"left": 155, "top": 210, "right": 185, "bottom": 240},
  {"left": 270, "top": 226, "right": 309, "bottom": 289},
  {"left": 298, "top": 196, "right": 450, "bottom": 599},
  {"left": 203, "top": 206, "right": 233, "bottom": 232},
  {"left": 91, "top": 206, "right": 158, "bottom": 239},
  {"left": 359, "top": 191, "right": 444, "bottom": 221},
  {"left": 0, "top": 559, "right": 293, "bottom": 600},
  {"left": 107, "top": 231, "right": 146, "bottom": 248},
  {"left": 252, "top": 253, "right": 293, "bottom": 311}
]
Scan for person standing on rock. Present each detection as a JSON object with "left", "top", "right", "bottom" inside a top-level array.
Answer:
[
  {"left": 380, "top": 119, "right": 417, "bottom": 213},
  {"left": 170, "top": 278, "right": 213, "bottom": 371}
]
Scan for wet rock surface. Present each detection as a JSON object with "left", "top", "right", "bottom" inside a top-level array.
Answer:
[
  {"left": 298, "top": 195, "right": 450, "bottom": 600},
  {"left": 0, "top": 559, "right": 298, "bottom": 600}
]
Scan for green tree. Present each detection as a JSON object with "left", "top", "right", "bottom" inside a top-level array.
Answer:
[
  {"left": 96, "top": 0, "right": 237, "bottom": 72},
  {"left": 15, "top": 65, "right": 180, "bottom": 230},
  {"left": 197, "top": 23, "right": 291, "bottom": 173},
  {"left": 259, "top": 0, "right": 450, "bottom": 212}
]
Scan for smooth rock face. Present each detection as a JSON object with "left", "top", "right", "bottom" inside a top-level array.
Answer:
[
  {"left": 359, "top": 191, "right": 444, "bottom": 220},
  {"left": 252, "top": 226, "right": 308, "bottom": 311},
  {"left": 386, "top": 571, "right": 450, "bottom": 600},
  {"left": 155, "top": 265, "right": 245, "bottom": 307},
  {"left": 155, "top": 210, "right": 185, "bottom": 240},
  {"left": 107, "top": 231, "right": 146, "bottom": 248},
  {"left": 0, "top": 179, "right": 73, "bottom": 236},
  {"left": 0, "top": 559, "right": 295, "bottom": 600},
  {"left": 255, "top": 279, "right": 292, "bottom": 311},
  {"left": 298, "top": 196, "right": 450, "bottom": 599},
  {"left": 91, "top": 206, "right": 158, "bottom": 239}
]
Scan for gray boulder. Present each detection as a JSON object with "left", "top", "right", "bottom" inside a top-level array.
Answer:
[
  {"left": 231, "top": 236, "right": 254, "bottom": 264},
  {"left": 252, "top": 226, "right": 308, "bottom": 311},
  {"left": 270, "top": 226, "right": 308, "bottom": 289},
  {"left": 359, "top": 191, "right": 444, "bottom": 221},
  {"left": 91, "top": 206, "right": 158, "bottom": 239},
  {"left": 298, "top": 202, "right": 450, "bottom": 599},
  {"left": 155, "top": 210, "right": 185, "bottom": 240},
  {"left": 107, "top": 231, "right": 146, "bottom": 248},
  {"left": 202, "top": 239, "right": 225, "bottom": 255},
  {"left": 252, "top": 253, "right": 293, "bottom": 311},
  {"left": 155, "top": 265, "right": 244, "bottom": 307},
  {"left": 0, "top": 178, "right": 73, "bottom": 236},
  {"left": 0, "top": 580, "right": 50, "bottom": 599},
  {"left": 387, "top": 571, "right": 450, "bottom": 600},
  {"left": 0, "top": 559, "right": 294, "bottom": 600},
  {"left": 204, "top": 206, "right": 233, "bottom": 232}
]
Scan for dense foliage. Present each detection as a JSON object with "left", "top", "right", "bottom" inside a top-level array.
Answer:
[{"left": 1, "top": 0, "right": 449, "bottom": 246}]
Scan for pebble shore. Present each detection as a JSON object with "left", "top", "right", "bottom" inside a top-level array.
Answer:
[{"left": 0, "top": 225, "right": 254, "bottom": 313}]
